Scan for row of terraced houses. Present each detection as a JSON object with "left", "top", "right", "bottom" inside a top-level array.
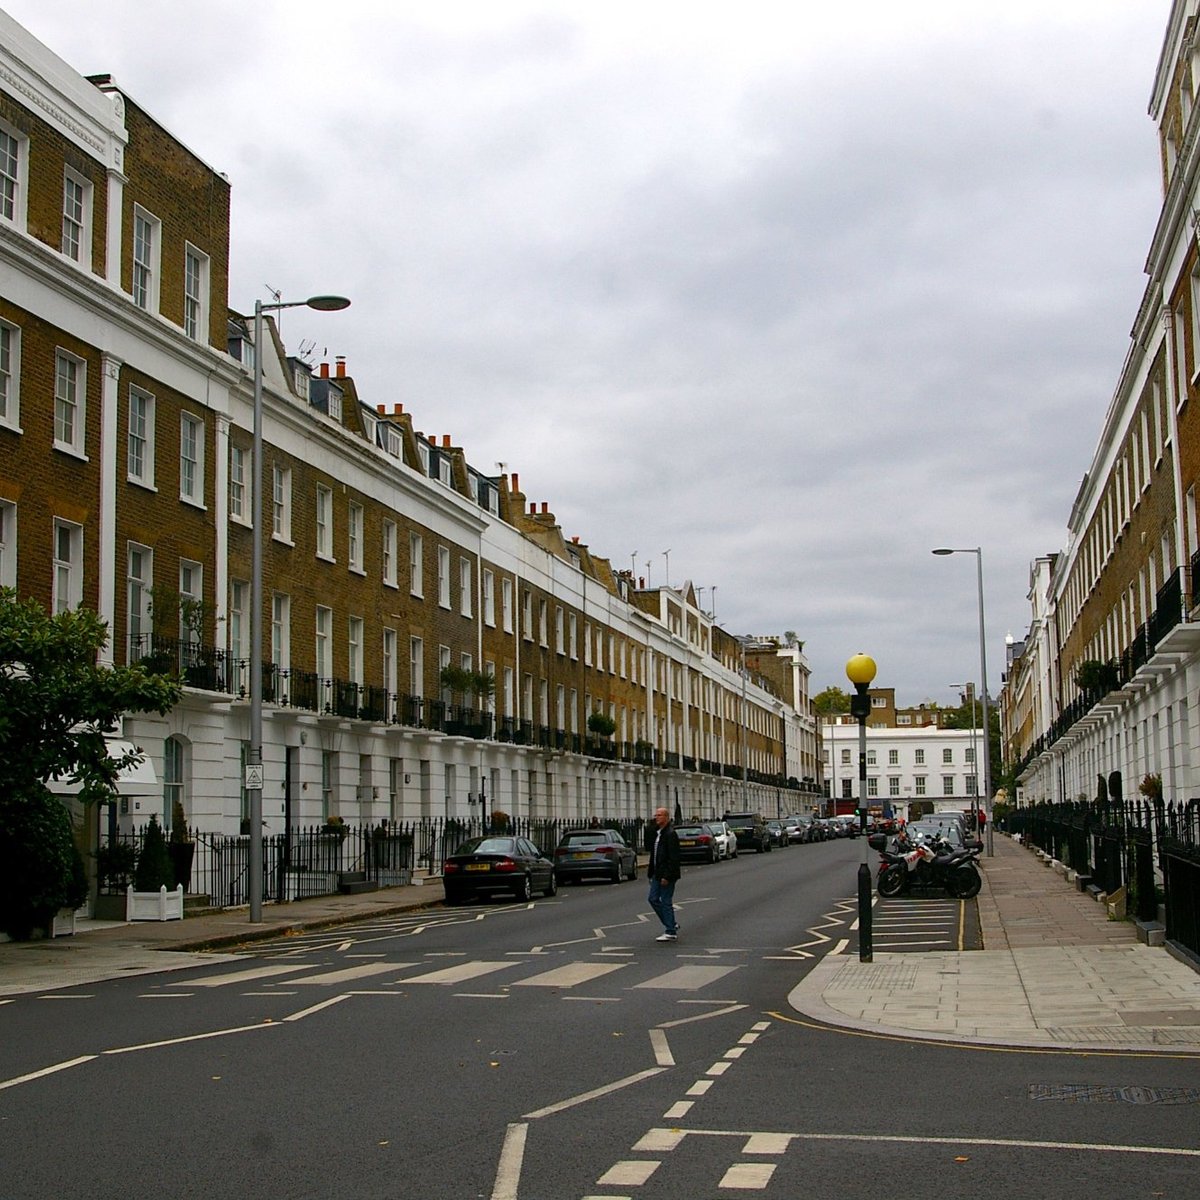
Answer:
[
  {"left": 0, "top": 12, "right": 821, "bottom": 880},
  {"left": 1003, "top": 1, "right": 1200, "bottom": 806}
]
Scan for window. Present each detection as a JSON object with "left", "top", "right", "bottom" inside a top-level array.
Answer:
[
  {"left": 888, "top": 776, "right": 900, "bottom": 796},
  {"left": 52, "top": 519, "right": 83, "bottom": 613},
  {"left": 459, "top": 557, "right": 472, "bottom": 616},
  {"left": 54, "top": 351, "right": 86, "bottom": 455},
  {"left": 914, "top": 748, "right": 925, "bottom": 765},
  {"left": 316, "top": 485, "right": 334, "bottom": 559},
  {"left": 965, "top": 747, "right": 975, "bottom": 764},
  {"left": 483, "top": 569, "right": 495, "bottom": 626},
  {"left": 229, "top": 445, "right": 247, "bottom": 521},
  {"left": 871, "top": 695, "right": 886, "bottom": 708},
  {"left": 132, "top": 206, "right": 160, "bottom": 312},
  {"left": 229, "top": 580, "right": 248, "bottom": 690},
  {"left": 272, "top": 464, "right": 291, "bottom": 540},
  {"left": 915, "top": 776, "right": 927, "bottom": 796},
  {"left": 0, "top": 498, "right": 14, "bottom": 588},
  {"left": 183, "top": 245, "right": 209, "bottom": 341},
  {"left": 272, "top": 592, "right": 290, "bottom": 671},
  {"left": 438, "top": 645, "right": 452, "bottom": 702},
  {"left": 315, "top": 606, "right": 332, "bottom": 678},
  {"left": 569, "top": 613, "right": 577, "bottom": 659},
  {"left": 942, "top": 775, "right": 955, "bottom": 796},
  {"left": 522, "top": 590, "right": 533, "bottom": 641},
  {"left": 409, "top": 636, "right": 424, "bottom": 698},
  {"left": 437, "top": 546, "right": 451, "bottom": 607},
  {"left": 382, "top": 520, "right": 397, "bottom": 587},
  {"left": 503, "top": 667, "right": 514, "bottom": 716},
  {"left": 163, "top": 736, "right": 185, "bottom": 829},
  {"left": 867, "top": 777, "right": 878, "bottom": 798},
  {"left": 179, "top": 560, "right": 202, "bottom": 644},
  {"left": 321, "top": 751, "right": 336, "bottom": 819},
  {"left": 501, "top": 578, "right": 513, "bottom": 632},
  {"left": 0, "top": 123, "right": 26, "bottom": 227},
  {"left": 348, "top": 616, "right": 363, "bottom": 685},
  {"left": 409, "top": 533, "right": 423, "bottom": 596},
  {"left": 966, "top": 776, "right": 978, "bottom": 796},
  {"left": 327, "top": 387, "right": 343, "bottom": 422},
  {"left": 348, "top": 502, "right": 363, "bottom": 572},
  {"left": 555, "top": 606, "right": 564, "bottom": 654},
  {"left": 126, "top": 543, "right": 152, "bottom": 660},
  {"left": 179, "top": 413, "right": 204, "bottom": 505},
  {"left": 942, "top": 748, "right": 953, "bottom": 764},
  {"left": 538, "top": 599, "right": 548, "bottom": 647},
  {"left": 888, "top": 749, "right": 898, "bottom": 766},
  {"left": 840, "top": 749, "right": 851, "bottom": 765},
  {"left": 382, "top": 628, "right": 398, "bottom": 698},
  {"left": 0, "top": 320, "right": 20, "bottom": 430},
  {"left": 62, "top": 170, "right": 91, "bottom": 265},
  {"left": 866, "top": 750, "right": 877, "bottom": 766}
]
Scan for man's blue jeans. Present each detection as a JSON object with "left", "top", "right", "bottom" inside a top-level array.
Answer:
[{"left": 648, "top": 877, "right": 677, "bottom": 934}]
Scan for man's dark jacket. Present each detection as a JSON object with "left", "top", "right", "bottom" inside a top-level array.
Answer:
[{"left": 649, "top": 822, "right": 681, "bottom": 883}]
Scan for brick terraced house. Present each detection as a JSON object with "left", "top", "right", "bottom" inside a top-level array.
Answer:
[
  {"left": 0, "top": 12, "right": 820, "bottom": 901},
  {"left": 1003, "top": 1, "right": 1200, "bottom": 805}
]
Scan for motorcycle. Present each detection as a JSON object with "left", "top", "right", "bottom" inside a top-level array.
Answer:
[{"left": 870, "top": 829, "right": 981, "bottom": 899}]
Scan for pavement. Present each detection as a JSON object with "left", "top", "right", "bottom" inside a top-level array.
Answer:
[{"left": 3, "top": 834, "right": 1200, "bottom": 1054}]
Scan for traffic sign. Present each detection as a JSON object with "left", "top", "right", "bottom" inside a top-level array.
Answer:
[{"left": 244, "top": 763, "right": 264, "bottom": 791}]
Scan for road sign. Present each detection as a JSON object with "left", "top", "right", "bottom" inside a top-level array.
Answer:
[{"left": 244, "top": 763, "right": 264, "bottom": 791}]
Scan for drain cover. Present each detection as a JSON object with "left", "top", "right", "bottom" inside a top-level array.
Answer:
[{"left": 1030, "top": 1084, "right": 1200, "bottom": 1105}]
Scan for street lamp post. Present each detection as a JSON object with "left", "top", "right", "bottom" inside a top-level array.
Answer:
[
  {"left": 950, "top": 682, "right": 981, "bottom": 835},
  {"left": 846, "top": 652, "right": 876, "bottom": 963},
  {"left": 249, "top": 293, "right": 350, "bottom": 922},
  {"left": 933, "top": 548, "right": 993, "bottom": 856}
]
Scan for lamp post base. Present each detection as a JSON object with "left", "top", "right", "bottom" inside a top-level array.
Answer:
[{"left": 857, "top": 862, "right": 873, "bottom": 962}]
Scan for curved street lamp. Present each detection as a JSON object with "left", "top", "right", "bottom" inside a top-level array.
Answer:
[
  {"left": 932, "top": 547, "right": 993, "bottom": 856},
  {"left": 846, "top": 652, "right": 876, "bottom": 962},
  {"left": 249, "top": 293, "right": 351, "bottom": 922}
]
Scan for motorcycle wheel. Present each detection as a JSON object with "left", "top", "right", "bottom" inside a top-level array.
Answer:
[
  {"left": 877, "top": 865, "right": 906, "bottom": 898},
  {"left": 947, "top": 866, "right": 981, "bottom": 899}
]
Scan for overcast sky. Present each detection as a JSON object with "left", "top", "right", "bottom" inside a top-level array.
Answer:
[{"left": 6, "top": 0, "right": 1171, "bottom": 704}]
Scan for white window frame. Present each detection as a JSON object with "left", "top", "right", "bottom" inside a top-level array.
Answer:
[
  {"left": 52, "top": 519, "right": 83, "bottom": 614},
  {"left": 409, "top": 533, "right": 423, "bottom": 597},
  {"left": 348, "top": 501, "right": 364, "bottom": 573},
  {"left": 0, "top": 498, "right": 15, "bottom": 589},
  {"left": 409, "top": 636, "right": 424, "bottom": 698},
  {"left": 315, "top": 605, "right": 333, "bottom": 679},
  {"left": 179, "top": 412, "right": 204, "bottom": 506},
  {"left": 327, "top": 387, "right": 343, "bottom": 423},
  {"left": 126, "top": 542, "right": 153, "bottom": 661},
  {"left": 229, "top": 579, "right": 249, "bottom": 691},
  {"left": 229, "top": 444, "right": 247, "bottom": 523},
  {"left": 54, "top": 350, "right": 86, "bottom": 457},
  {"left": 482, "top": 569, "right": 495, "bottom": 626},
  {"left": 272, "top": 592, "right": 291, "bottom": 671},
  {"left": 0, "top": 319, "right": 20, "bottom": 432},
  {"left": 348, "top": 616, "right": 364, "bottom": 685},
  {"left": 61, "top": 168, "right": 92, "bottom": 268},
  {"left": 383, "top": 627, "right": 398, "bottom": 698},
  {"left": 569, "top": 613, "right": 577, "bottom": 660},
  {"left": 178, "top": 559, "right": 203, "bottom": 645},
  {"left": 459, "top": 556, "right": 472, "bottom": 616},
  {"left": 554, "top": 606, "right": 564, "bottom": 654},
  {"left": 437, "top": 545, "right": 451, "bottom": 608},
  {"left": 183, "top": 243, "right": 209, "bottom": 342},
  {"left": 128, "top": 387, "right": 155, "bottom": 488},
  {"left": 382, "top": 520, "right": 398, "bottom": 587},
  {"left": 132, "top": 205, "right": 161, "bottom": 312},
  {"left": 316, "top": 485, "right": 334, "bottom": 560},
  {"left": 501, "top": 577, "right": 513, "bottom": 633},
  {"left": 272, "top": 464, "right": 292, "bottom": 542},
  {"left": 0, "top": 122, "right": 28, "bottom": 229}
]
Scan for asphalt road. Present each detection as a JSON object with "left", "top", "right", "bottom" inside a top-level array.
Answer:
[{"left": 2, "top": 838, "right": 1197, "bottom": 1199}]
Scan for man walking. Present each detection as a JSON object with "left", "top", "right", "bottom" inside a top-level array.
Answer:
[{"left": 647, "top": 806, "right": 681, "bottom": 941}]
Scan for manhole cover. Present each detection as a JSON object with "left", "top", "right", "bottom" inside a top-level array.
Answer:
[{"left": 1030, "top": 1084, "right": 1200, "bottom": 1105}]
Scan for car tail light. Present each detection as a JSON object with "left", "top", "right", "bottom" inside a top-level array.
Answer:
[
  {"left": 555, "top": 847, "right": 568, "bottom": 857},
  {"left": 493, "top": 859, "right": 517, "bottom": 872},
  {"left": 599, "top": 846, "right": 615, "bottom": 856},
  {"left": 699, "top": 835, "right": 711, "bottom": 844},
  {"left": 444, "top": 862, "right": 460, "bottom": 874}
]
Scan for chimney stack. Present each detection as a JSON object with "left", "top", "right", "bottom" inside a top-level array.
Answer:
[
  {"left": 442, "top": 435, "right": 451, "bottom": 448},
  {"left": 334, "top": 356, "right": 346, "bottom": 378},
  {"left": 319, "top": 363, "right": 330, "bottom": 379},
  {"left": 541, "top": 502, "right": 549, "bottom": 514},
  {"left": 512, "top": 473, "right": 520, "bottom": 493}
]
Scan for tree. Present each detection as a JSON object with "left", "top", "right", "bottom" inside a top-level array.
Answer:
[
  {"left": 0, "top": 589, "right": 181, "bottom": 939},
  {"left": 813, "top": 686, "right": 850, "bottom": 716}
]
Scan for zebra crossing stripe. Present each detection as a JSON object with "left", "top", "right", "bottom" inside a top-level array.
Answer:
[{"left": 285, "top": 962, "right": 416, "bottom": 985}]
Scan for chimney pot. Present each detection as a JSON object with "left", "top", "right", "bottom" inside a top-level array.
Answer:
[
  {"left": 512, "top": 473, "right": 520, "bottom": 493},
  {"left": 442, "top": 435, "right": 451, "bottom": 448},
  {"left": 639, "top": 577, "right": 645, "bottom": 589},
  {"left": 319, "top": 363, "right": 330, "bottom": 379},
  {"left": 376, "top": 404, "right": 387, "bottom": 414},
  {"left": 541, "top": 502, "right": 549, "bottom": 514},
  {"left": 529, "top": 503, "right": 536, "bottom": 515},
  {"left": 571, "top": 536, "right": 579, "bottom": 544},
  {"left": 335, "top": 356, "right": 346, "bottom": 378}
]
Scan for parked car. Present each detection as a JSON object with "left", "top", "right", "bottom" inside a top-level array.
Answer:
[
  {"left": 905, "top": 820, "right": 971, "bottom": 850},
  {"left": 676, "top": 822, "right": 720, "bottom": 863},
  {"left": 779, "top": 816, "right": 805, "bottom": 844},
  {"left": 765, "top": 819, "right": 790, "bottom": 848},
  {"left": 443, "top": 835, "right": 557, "bottom": 905},
  {"left": 724, "top": 812, "right": 771, "bottom": 853},
  {"left": 790, "top": 815, "right": 818, "bottom": 843},
  {"left": 833, "top": 815, "right": 860, "bottom": 838},
  {"left": 552, "top": 828, "right": 638, "bottom": 885},
  {"left": 706, "top": 819, "right": 738, "bottom": 860}
]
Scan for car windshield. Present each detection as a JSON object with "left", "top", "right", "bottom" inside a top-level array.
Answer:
[
  {"left": 726, "top": 818, "right": 754, "bottom": 829},
  {"left": 676, "top": 825, "right": 708, "bottom": 836},
  {"left": 907, "top": 823, "right": 964, "bottom": 847},
  {"left": 560, "top": 833, "right": 613, "bottom": 847},
  {"left": 454, "top": 837, "right": 516, "bottom": 856}
]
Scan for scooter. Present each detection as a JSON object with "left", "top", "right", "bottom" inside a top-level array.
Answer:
[{"left": 871, "top": 829, "right": 981, "bottom": 898}]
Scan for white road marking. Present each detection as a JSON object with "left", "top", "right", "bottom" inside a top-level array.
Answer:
[
  {"left": 563, "top": 996, "right": 621, "bottom": 1002},
  {"left": 632, "top": 965, "right": 740, "bottom": 991},
  {"left": 719, "top": 1162, "right": 776, "bottom": 1189},
  {"left": 744, "top": 1133, "right": 791, "bottom": 1154},
  {"left": 657, "top": 1003, "right": 746, "bottom": 1028},
  {"left": 138, "top": 993, "right": 191, "bottom": 998},
  {"left": 512, "top": 963, "right": 627, "bottom": 988},
  {"left": 402, "top": 961, "right": 516, "bottom": 985},
  {"left": 170, "top": 963, "right": 312, "bottom": 988},
  {"left": 282, "top": 995, "right": 351, "bottom": 1022},
  {"left": 706, "top": 1061, "right": 731, "bottom": 1076},
  {"left": 37, "top": 994, "right": 93, "bottom": 1000},
  {"left": 489, "top": 1122, "right": 527, "bottom": 1200},
  {"left": 522, "top": 1068, "right": 666, "bottom": 1119},
  {"left": 649, "top": 1028, "right": 674, "bottom": 1067},
  {"left": 454, "top": 993, "right": 510, "bottom": 999},
  {"left": 686, "top": 1080, "right": 713, "bottom": 1096},
  {"left": 598, "top": 1160, "right": 660, "bottom": 1186},
  {"left": 0, "top": 1055, "right": 96, "bottom": 1091},
  {"left": 105, "top": 1023, "right": 276, "bottom": 1053},
  {"left": 336, "top": 940, "right": 353, "bottom": 951},
  {"left": 286, "top": 962, "right": 413, "bottom": 986},
  {"left": 830, "top": 939, "right": 849, "bottom": 955},
  {"left": 663, "top": 1101, "right": 693, "bottom": 1120}
]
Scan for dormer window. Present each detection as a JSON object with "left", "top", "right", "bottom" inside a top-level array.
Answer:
[
  {"left": 294, "top": 367, "right": 310, "bottom": 400},
  {"left": 417, "top": 441, "right": 430, "bottom": 473},
  {"left": 386, "top": 427, "right": 402, "bottom": 458},
  {"left": 438, "top": 456, "right": 452, "bottom": 486},
  {"left": 362, "top": 410, "right": 376, "bottom": 443},
  {"left": 327, "top": 386, "right": 342, "bottom": 422}
]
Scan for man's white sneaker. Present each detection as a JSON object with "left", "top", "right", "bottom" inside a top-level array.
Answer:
[{"left": 656, "top": 932, "right": 677, "bottom": 942}]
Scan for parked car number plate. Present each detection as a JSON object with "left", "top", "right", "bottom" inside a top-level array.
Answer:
[
  {"left": 571, "top": 852, "right": 592, "bottom": 859},
  {"left": 465, "top": 863, "right": 490, "bottom": 871},
  {"left": 679, "top": 839, "right": 696, "bottom": 846}
]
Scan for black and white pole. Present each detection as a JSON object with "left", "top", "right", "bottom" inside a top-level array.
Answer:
[{"left": 846, "top": 653, "right": 877, "bottom": 963}]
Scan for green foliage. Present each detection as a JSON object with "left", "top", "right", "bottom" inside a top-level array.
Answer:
[
  {"left": 96, "top": 842, "right": 137, "bottom": 890},
  {"left": 1074, "top": 658, "right": 1119, "bottom": 698},
  {"left": 587, "top": 711, "right": 616, "bottom": 737},
  {"left": 813, "top": 686, "right": 850, "bottom": 716},
  {"left": 471, "top": 671, "right": 496, "bottom": 702},
  {"left": 133, "top": 815, "right": 174, "bottom": 892},
  {"left": 439, "top": 665, "right": 475, "bottom": 699},
  {"left": 0, "top": 785, "right": 81, "bottom": 939},
  {"left": 170, "top": 798, "right": 191, "bottom": 844}
]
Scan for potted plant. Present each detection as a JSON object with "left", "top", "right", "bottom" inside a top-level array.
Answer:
[
  {"left": 439, "top": 665, "right": 475, "bottom": 733},
  {"left": 587, "top": 711, "right": 616, "bottom": 738},
  {"left": 469, "top": 671, "right": 496, "bottom": 737},
  {"left": 1138, "top": 773, "right": 1163, "bottom": 801},
  {"left": 127, "top": 815, "right": 184, "bottom": 921},
  {"left": 167, "top": 799, "right": 195, "bottom": 892},
  {"left": 1074, "top": 658, "right": 1118, "bottom": 700}
]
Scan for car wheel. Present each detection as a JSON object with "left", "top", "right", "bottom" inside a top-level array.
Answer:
[
  {"left": 543, "top": 872, "right": 558, "bottom": 898},
  {"left": 515, "top": 874, "right": 532, "bottom": 902},
  {"left": 611, "top": 863, "right": 623, "bottom": 884},
  {"left": 627, "top": 860, "right": 638, "bottom": 881},
  {"left": 707, "top": 849, "right": 716, "bottom": 864}
]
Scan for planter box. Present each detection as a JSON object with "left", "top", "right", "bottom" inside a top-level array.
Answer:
[
  {"left": 52, "top": 908, "right": 77, "bottom": 937},
  {"left": 126, "top": 884, "right": 185, "bottom": 922}
]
